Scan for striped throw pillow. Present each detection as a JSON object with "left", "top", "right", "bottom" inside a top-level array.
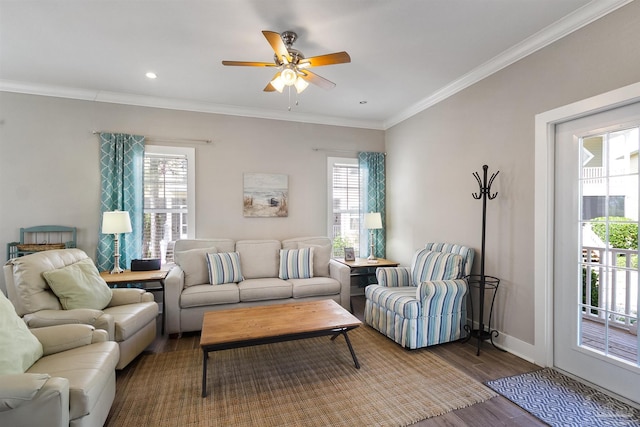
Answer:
[
  {"left": 278, "top": 247, "right": 314, "bottom": 279},
  {"left": 411, "top": 249, "right": 463, "bottom": 285},
  {"left": 206, "top": 252, "right": 244, "bottom": 285}
]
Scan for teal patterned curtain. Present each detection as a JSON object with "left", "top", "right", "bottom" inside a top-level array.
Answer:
[
  {"left": 358, "top": 152, "right": 386, "bottom": 258},
  {"left": 97, "top": 133, "right": 145, "bottom": 272}
]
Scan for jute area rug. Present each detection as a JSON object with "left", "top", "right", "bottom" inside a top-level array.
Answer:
[
  {"left": 486, "top": 368, "right": 640, "bottom": 426},
  {"left": 106, "top": 325, "right": 496, "bottom": 426}
]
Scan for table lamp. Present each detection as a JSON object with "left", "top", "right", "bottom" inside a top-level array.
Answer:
[
  {"left": 102, "top": 210, "right": 132, "bottom": 274},
  {"left": 364, "top": 212, "right": 382, "bottom": 261}
]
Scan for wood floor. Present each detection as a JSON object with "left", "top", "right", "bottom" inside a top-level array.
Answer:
[{"left": 130, "top": 296, "right": 546, "bottom": 427}]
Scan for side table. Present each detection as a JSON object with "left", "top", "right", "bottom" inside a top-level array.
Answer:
[
  {"left": 333, "top": 258, "right": 400, "bottom": 311},
  {"left": 334, "top": 257, "right": 400, "bottom": 278},
  {"left": 100, "top": 268, "right": 170, "bottom": 334}
]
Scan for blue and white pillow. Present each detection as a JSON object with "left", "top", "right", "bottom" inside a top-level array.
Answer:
[
  {"left": 206, "top": 252, "right": 243, "bottom": 285},
  {"left": 279, "top": 247, "right": 314, "bottom": 279},
  {"left": 411, "top": 249, "right": 463, "bottom": 285}
]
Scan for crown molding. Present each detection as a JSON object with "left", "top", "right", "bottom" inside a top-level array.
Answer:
[
  {"left": 0, "top": 80, "right": 385, "bottom": 131},
  {"left": 383, "top": 0, "right": 634, "bottom": 129}
]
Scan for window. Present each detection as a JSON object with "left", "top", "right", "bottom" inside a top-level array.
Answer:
[
  {"left": 143, "top": 145, "right": 195, "bottom": 263},
  {"left": 328, "top": 157, "right": 361, "bottom": 257}
]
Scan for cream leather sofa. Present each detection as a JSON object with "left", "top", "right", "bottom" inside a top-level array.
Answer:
[
  {"left": 4, "top": 249, "right": 158, "bottom": 369},
  {"left": 0, "top": 287, "right": 119, "bottom": 427},
  {"left": 165, "top": 237, "right": 351, "bottom": 335}
]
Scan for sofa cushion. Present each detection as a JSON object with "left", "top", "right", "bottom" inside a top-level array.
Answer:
[
  {"left": 0, "top": 292, "right": 43, "bottom": 375},
  {"left": 279, "top": 247, "right": 314, "bottom": 279},
  {"left": 8, "top": 249, "right": 89, "bottom": 316},
  {"left": 282, "top": 237, "right": 332, "bottom": 277},
  {"left": 298, "top": 243, "right": 330, "bottom": 277},
  {"left": 235, "top": 240, "right": 281, "bottom": 279},
  {"left": 180, "top": 284, "right": 240, "bottom": 308},
  {"left": 411, "top": 250, "right": 464, "bottom": 285},
  {"left": 26, "top": 341, "right": 118, "bottom": 420},
  {"left": 239, "top": 278, "right": 292, "bottom": 302},
  {"left": 365, "top": 285, "right": 421, "bottom": 319},
  {"left": 174, "top": 246, "right": 218, "bottom": 287},
  {"left": 206, "top": 252, "right": 243, "bottom": 285},
  {"left": 290, "top": 277, "right": 341, "bottom": 298},
  {"left": 174, "top": 239, "right": 235, "bottom": 253},
  {"left": 42, "top": 258, "right": 113, "bottom": 310}
]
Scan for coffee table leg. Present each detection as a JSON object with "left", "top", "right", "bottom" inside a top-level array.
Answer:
[
  {"left": 332, "top": 330, "right": 360, "bottom": 369},
  {"left": 202, "top": 349, "right": 208, "bottom": 398}
]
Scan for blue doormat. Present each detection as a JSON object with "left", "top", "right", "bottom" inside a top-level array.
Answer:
[{"left": 486, "top": 368, "right": 640, "bottom": 426}]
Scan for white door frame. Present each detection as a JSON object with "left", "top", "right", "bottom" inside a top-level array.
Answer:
[{"left": 534, "top": 81, "right": 640, "bottom": 366}]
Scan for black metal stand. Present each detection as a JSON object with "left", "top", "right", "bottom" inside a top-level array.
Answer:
[{"left": 462, "top": 165, "right": 505, "bottom": 355}]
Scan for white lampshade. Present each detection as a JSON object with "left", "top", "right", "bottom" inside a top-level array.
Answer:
[
  {"left": 294, "top": 77, "right": 309, "bottom": 93},
  {"left": 364, "top": 212, "right": 382, "bottom": 230},
  {"left": 281, "top": 66, "right": 297, "bottom": 86},
  {"left": 102, "top": 211, "right": 132, "bottom": 234},
  {"left": 271, "top": 74, "right": 285, "bottom": 93}
]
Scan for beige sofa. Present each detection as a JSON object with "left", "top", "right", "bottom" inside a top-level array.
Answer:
[
  {"left": 165, "top": 237, "right": 351, "bottom": 335},
  {"left": 4, "top": 249, "right": 158, "bottom": 369},
  {"left": 0, "top": 288, "right": 119, "bottom": 427}
]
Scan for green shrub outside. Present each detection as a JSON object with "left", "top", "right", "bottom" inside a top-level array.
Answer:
[
  {"left": 590, "top": 217, "right": 638, "bottom": 250},
  {"left": 582, "top": 267, "right": 599, "bottom": 315},
  {"left": 332, "top": 235, "right": 352, "bottom": 257},
  {"left": 590, "top": 217, "right": 639, "bottom": 268}
]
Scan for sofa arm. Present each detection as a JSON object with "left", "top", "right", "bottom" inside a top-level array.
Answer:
[
  {"left": 108, "top": 288, "right": 154, "bottom": 306},
  {"left": 29, "top": 324, "right": 102, "bottom": 356},
  {"left": 376, "top": 267, "right": 411, "bottom": 287},
  {"left": 329, "top": 259, "right": 351, "bottom": 310},
  {"left": 0, "top": 374, "right": 69, "bottom": 427},
  {"left": 164, "top": 266, "right": 185, "bottom": 335},
  {"left": 22, "top": 309, "right": 104, "bottom": 329},
  {"left": 417, "top": 279, "right": 468, "bottom": 314},
  {"left": 0, "top": 373, "right": 51, "bottom": 411}
]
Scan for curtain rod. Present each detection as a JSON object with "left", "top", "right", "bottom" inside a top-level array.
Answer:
[
  {"left": 312, "top": 148, "right": 386, "bottom": 155},
  {"left": 312, "top": 148, "right": 357, "bottom": 154},
  {"left": 92, "top": 131, "right": 212, "bottom": 145}
]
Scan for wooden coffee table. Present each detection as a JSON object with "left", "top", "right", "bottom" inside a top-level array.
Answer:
[{"left": 199, "top": 299, "right": 362, "bottom": 397}]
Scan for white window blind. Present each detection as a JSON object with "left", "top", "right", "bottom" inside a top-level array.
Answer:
[
  {"left": 329, "top": 158, "right": 361, "bottom": 257},
  {"left": 143, "top": 150, "right": 189, "bottom": 261}
]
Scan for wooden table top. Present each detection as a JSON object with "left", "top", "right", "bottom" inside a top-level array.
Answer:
[
  {"left": 99, "top": 268, "right": 170, "bottom": 284},
  {"left": 334, "top": 257, "right": 400, "bottom": 268},
  {"left": 200, "top": 299, "right": 361, "bottom": 347}
]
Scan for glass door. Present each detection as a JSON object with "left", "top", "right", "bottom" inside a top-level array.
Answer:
[{"left": 554, "top": 102, "right": 640, "bottom": 404}]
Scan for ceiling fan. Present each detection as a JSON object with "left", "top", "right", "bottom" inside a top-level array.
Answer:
[{"left": 222, "top": 30, "right": 351, "bottom": 94}]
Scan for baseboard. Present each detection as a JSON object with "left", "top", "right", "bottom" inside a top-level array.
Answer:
[{"left": 465, "top": 320, "right": 539, "bottom": 365}]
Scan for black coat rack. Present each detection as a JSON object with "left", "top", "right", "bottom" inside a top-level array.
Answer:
[{"left": 464, "top": 165, "right": 504, "bottom": 355}]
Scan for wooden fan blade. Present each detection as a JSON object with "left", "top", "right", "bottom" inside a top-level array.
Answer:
[
  {"left": 300, "top": 70, "right": 336, "bottom": 90},
  {"left": 222, "top": 60, "right": 276, "bottom": 67},
  {"left": 262, "top": 30, "right": 292, "bottom": 63},
  {"left": 300, "top": 51, "right": 351, "bottom": 67}
]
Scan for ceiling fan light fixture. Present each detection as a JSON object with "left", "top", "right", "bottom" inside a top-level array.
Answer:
[
  {"left": 294, "top": 77, "right": 309, "bottom": 93},
  {"left": 270, "top": 76, "right": 285, "bottom": 93},
  {"left": 281, "top": 66, "right": 297, "bottom": 86}
]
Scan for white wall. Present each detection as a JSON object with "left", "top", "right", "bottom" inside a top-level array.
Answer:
[
  {"left": 0, "top": 94, "right": 384, "bottom": 293},
  {"left": 385, "top": 0, "right": 640, "bottom": 352}
]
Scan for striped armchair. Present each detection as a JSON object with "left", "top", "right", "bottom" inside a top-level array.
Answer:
[{"left": 364, "top": 243, "right": 474, "bottom": 349}]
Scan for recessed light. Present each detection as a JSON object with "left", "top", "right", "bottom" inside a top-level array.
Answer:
[
  {"left": 145, "top": 72, "right": 157, "bottom": 79},
  {"left": 359, "top": 100, "right": 367, "bottom": 104}
]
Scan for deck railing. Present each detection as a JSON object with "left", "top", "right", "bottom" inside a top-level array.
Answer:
[{"left": 582, "top": 245, "right": 638, "bottom": 331}]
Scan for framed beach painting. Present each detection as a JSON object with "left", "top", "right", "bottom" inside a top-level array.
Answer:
[{"left": 243, "top": 173, "right": 289, "bottom": 217}]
